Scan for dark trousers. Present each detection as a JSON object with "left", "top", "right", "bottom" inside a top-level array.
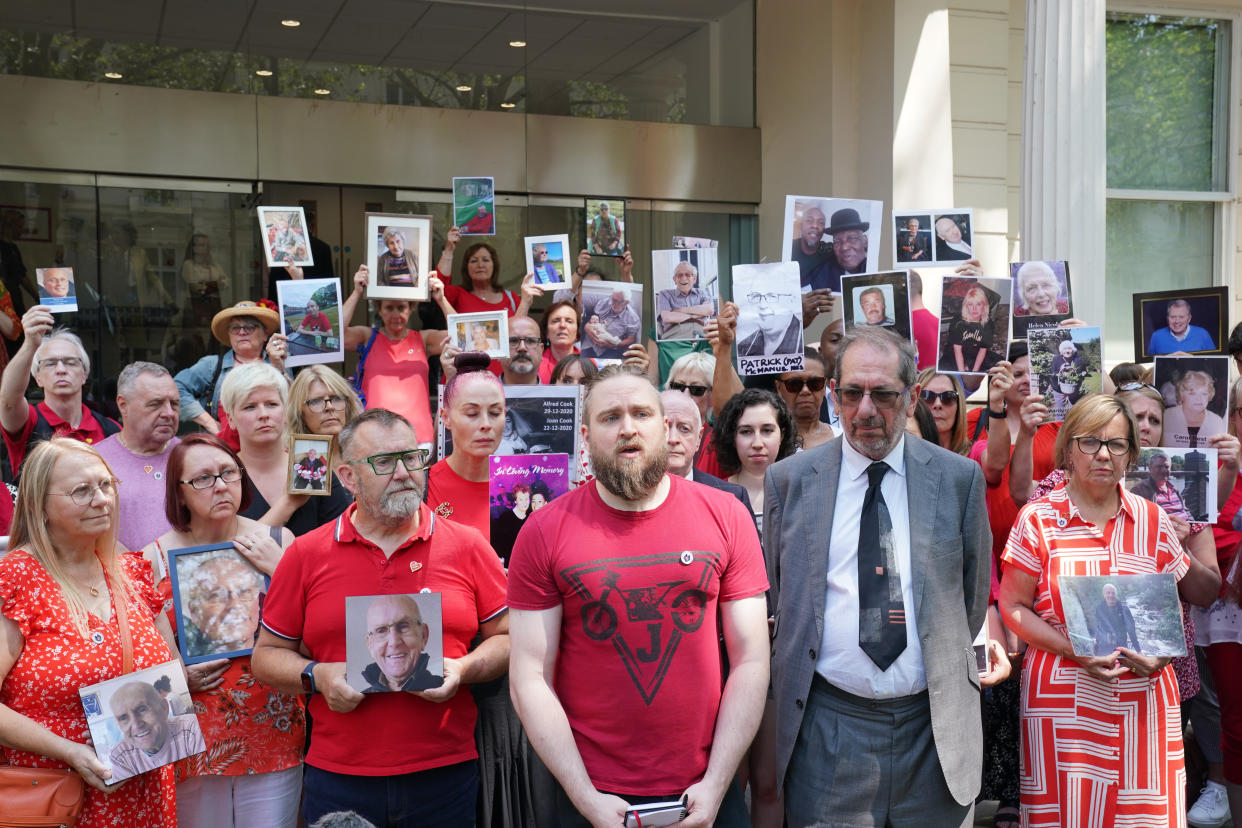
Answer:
[
  {"left": 553, "top": 778, "right": 750, "bottom": 827},
  {"left": 303, "top": 760, "right": 478, "bottom": 828}
]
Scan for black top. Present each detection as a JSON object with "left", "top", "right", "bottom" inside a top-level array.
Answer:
[{"left": 241, "top": 473, "right": 351, "bottom": 537}]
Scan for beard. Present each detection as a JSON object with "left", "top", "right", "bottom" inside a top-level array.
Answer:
[
  {"left": 375, "top": 480, "right": 424, "bottom": 524},
  {"left": 847, "top": 413, "right": 901, "bottom": 460},
  {"left": 592, "top": 440, "right": 669, "bottom": 501},
  {"left": 508, "top": 354, "right": 536, "bottom": 375}
]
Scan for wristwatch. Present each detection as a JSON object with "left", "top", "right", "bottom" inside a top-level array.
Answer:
[
  {"left": 301, "top": 661, "right": 319, "bottom": 694},
  {"left": 987, "top": 406, "right": 1007, "bottom": 419}
]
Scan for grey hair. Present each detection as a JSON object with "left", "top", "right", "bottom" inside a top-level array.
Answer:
[
  {"left": 117, "top": 361, "right": 171, "bottom": 398},
  {"left": 833, "top": 325, "right": 917, "bottom": 388},
  {"left": 337, "top": 408, "right": 414, "bottom": 461},
  {"left": 381, "top": 227, "right": 406, "bottom": 244},
  {"left": 218, "top": 362, "right": 289, "bottom": 419},
  {"left": 665, "top": 351, "right": 716, "bottom": 389},
  {"left": 673, "top": 260, "right": 698, "bottom": 277},
  {"left": 32, "top": 328, "right": 90, "bottom": 377}
]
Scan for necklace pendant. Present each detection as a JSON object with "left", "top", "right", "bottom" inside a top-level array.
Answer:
[
  {"left": 409, "top": 561, "right": 423, "bottom": 573},
  {"left": 89, "top": 585, "right": 99, "bottom": 597}
]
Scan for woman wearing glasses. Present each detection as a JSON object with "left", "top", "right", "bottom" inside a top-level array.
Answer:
[
  {"left": 774, "top": 349, "right": 834, "bottom": 450},
  {"left": 219, "top": 363, "right": 350, "bottom": 537},
  {"left": 914, "top": 367, "right": 970, "bottom": 455},
  {"left": 286, "top": 366, "right": 362, "bottom": 477},
  {"left": 999, "top": 395, "right": 1219, "bottom": 825},
  {"left": 139, "top": 434, "right": 304, "bottom": 828},
  {"left": 0, "top": 440, "right": 180, "bottom": 826},
  {"left": 664, "top": 351, "right": 722, "bottom": 474}
]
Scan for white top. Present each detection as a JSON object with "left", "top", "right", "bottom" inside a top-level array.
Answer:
[{"left": 816, "top": 434, "right": 926, "bottom": 697}]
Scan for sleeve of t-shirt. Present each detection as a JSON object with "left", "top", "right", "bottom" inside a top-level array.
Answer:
[
  {"left": 717, "top": 493, "right": 769, "bottom": 602},
  {"left": 2, "top": 403, "right": 36, "bottom": 470},
  {"left": 442, "top": 283, "right": 464, "bottom": 308},
  {"left": 506, "top": 515, "right": 562, "bottom": 610},
  {"left": 261, "top": 539, "right": 309, "bottom": 641},
  {"left": 1000, "top": 504, "right": 1044, "bottom": 579},
  {"left": 467, "top": 531, "right": 509, "bottom": 623}
]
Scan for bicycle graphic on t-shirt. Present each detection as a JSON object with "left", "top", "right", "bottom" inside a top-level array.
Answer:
[{"left": 581, "top": 568, "right": 708, "bottom": 643}]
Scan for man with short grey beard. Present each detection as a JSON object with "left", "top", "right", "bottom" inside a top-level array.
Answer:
[
  {"left": 253, "top": 408, "right": 510, "bottom": 827},
  {"left": 502, "top": 315, "right": 543, "bottom": 385}
]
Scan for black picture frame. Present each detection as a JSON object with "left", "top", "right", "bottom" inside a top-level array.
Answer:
[{"left": 1132, "top": 286, "right": 1228, "bottom": 362}]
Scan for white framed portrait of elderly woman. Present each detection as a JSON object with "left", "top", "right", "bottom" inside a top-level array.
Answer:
[
  {"left": 167, "top": 542, "right": 270, "bottom": 665},
  {"left": 365, "top": 212, "right": 432, "bottom": 302}
]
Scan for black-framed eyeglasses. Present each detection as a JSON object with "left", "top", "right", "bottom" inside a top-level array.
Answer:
[
  {"left": 920, "top": 389, "right": 959, "bottom": 406},
  {"left": 1073, "top": 436, "right": 1131, "bottom": 457},
  {"left": 180, "top": 467, "right": 243, "bottom": 490},
  {"left": 36, "top": 356, "right": 83, "bottom": 371},
  {"left": 1118, "top": 382, "right": 1160, "bottom": 395},
  {"left": 669, "top": 381, "right": 711, "bottom": 397},
  {"left": 346, "top": 448, "right": 432, "bottom": 476},
  {"left": 779, "top": 377, "right": 827, "bottom": 394},
  {"left": 508, "top": 336, "right": 541, "bottom": 349},
  {"left": 834, "top": 386, "right": 909, "bottom": 410},
  {"left": 746, "top": 291, "right": 791, "bottom": 305},
  {"left": 305, "top": 395, "right": 346, "bottom": 413},
  {"left": 52, "top": 478, "right": 118, "bottom": 505}
]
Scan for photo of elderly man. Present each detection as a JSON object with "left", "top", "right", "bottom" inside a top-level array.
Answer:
[
  {"left": 176, "top": 551, "right": 267, "bottom": 659},
  {"left": 360, "top": 594, "right": 442, "bottom": 693},
  {"left": 108, "top": 680, "right": 206, "bottom": 780}
]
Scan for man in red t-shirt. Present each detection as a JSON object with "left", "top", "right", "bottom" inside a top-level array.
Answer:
[
  {"left": 252, "top": 408, "right": 508, "bottom": 827},
  {"left": 508, "top": 365, "right": 769, "bottom": 828}
]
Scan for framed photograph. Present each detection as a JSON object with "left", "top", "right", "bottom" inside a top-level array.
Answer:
[
  {"left": 733, "top": 261, "right": 804, "bottom": 376},
  {"left": 1059, "top": 574, "right": 1186, "bottom": 659},
  {"left": 586, "top": 197, "right": 626, "bottom": 257},
  {"left": 438, "top": 384, "right": 582, "bottom": 471},
  {"left": 1132, "top": 287, "right": 1227, "bottom": 361},
  {"left": 1125, "top": 447, "right": 1218, "bottom": 525},
  {"left": 579, "top": 281, "right": 643, "bottom": 364},
  {"left": 453, "top": 176, "right": 496, "bottom": 236},
  {"left": 365, "top": 212, "right": 432, "bottom": 302},
  {"left": 1010, "top": 260, "right": 1073, "bottom": 337},
  {"left": 288, "top": 433, "right": 333, "bottom": 495},
  {"left": 524, "top": 234, "right": 572, "bottom": 289},
  {"left": 892, "top": 208, "right": 976, "bottom": 267},
  {"left": 781, "top": 195, "right": 883, "bottom": 293},
  {"left": 1152, "top": 355, "right": 1231, "bottom": 448},
  {"left": 841, "top": 271, "right": 912, "bottom": 344},
  {"left": 276, "top": 277, "right": 344, "bottom": 367},
  {"left": 166, "top": 542, "right": 269, "bottom": 664},
  {"left": 936, "top": 275, "right": 1012, "bottom": 376},
  {"left": 256, "top": 206, "right": 314, "bottom": 268},
  {"left": 79, "top": 660, "right": 205, "bottom": 783},
  {"left": 1028, "top": 326, "right": 1103, "bottom": 422},
  {"left": 653, "top": 248, "right": 718, "bottom": 342},
  {"left": 345, "top": 593, "right": 445, "bottom": 694},
  {"left": 489, "top": 454, "right": 570, "bottom": 566},
  {"left": 447, "top": 310, "right": 509, "bottom": 359},
  {"left": 0, "top": 205, "right": 51, "bottom": 242},
  {"left": 672, "top": 236, "right": 717, "bottom": 249},
  {"left": 35, "top": 266, "right": 78, "bottom": 313}
]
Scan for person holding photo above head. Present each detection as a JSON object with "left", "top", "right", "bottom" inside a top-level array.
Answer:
[
  {"left": 174, "top": 300, "right": 280, "bottom": 442},
  {"left": 140, "top": 431, "right": 303, "bottom": 828},
  {"left": 285, "top": 365, "right": 362, "bottom": 478},
  {"left": 999, "top": 395, "right": 1219, "bottom": 827},
  {"left": 530, "top": 243, "right": 560, "bottom": 285},
  {"left": 376, "top": 227, "right": 420, "bottom": 288},
  {"left": 550, "top": 354, "right": 598, "bottom": 386},
  {"left": 858, "top": 286, "right": 894, "bottom": 327},
  {"left": 1013, "top": 260, "right": 1067, "bottom": 317},
  {"left": 1149, "top": 299, "right": 1216, "bottom": 355},
  {"left": 656, "top": 259, "right": 715, "bottom": 340},
  {"left": 589, "top": 201, "right": 622, "bottom": 255},
  {"left": 943, "top": 283, "right": 997, "bottom": 374},
  {"left": 219, "top": 362, "right": 350, "bottom": 537},
  {"left": 107, "top": 680, "right": 205, "bottom": 779},
  {"left": 775, "top": 349, "right": 835, "bottom": 451},
  {"left": 539, "top": 300, "right": 581, "bottom": 383},
  {"left": 898, "top": 217, "right": 930, "bottom": 262},
  {"left": 508, "top": 364, "right": 769, "bottom": 828},
  {"left": 1163, "top": 369, "right": 1228, "bottom": 450},
  {"left": 737, "top": 288, "right": 801, "bottom": 357},
  {"left": 38, "top": 267, "right": 73, "bottom": 299},
  {"left": 468, "top": 322, "right": 498, "bottom": 353},
  {"left": 581, "top": 289, "right": 641, "bottom": 362},
  {"left": 434, "top": 228, "right": 535, "bottom": 318},
  {"left": 0, "top": 439, "right": 180, "bottom": 826},
  {"left": 293, "top": 446, "right": 328, "bottom": 491},
  {"left": 0, "top": 313, "right": 120, "bottom": 480},
  {"left": 934, "top": 216, "right": 973, "bottom": 260},
  {"left": 713, "top": 388, "right": 797, "bottom": 534},
  {"left": 915, "top": 368, "right": 970, "bottom": 455},
  {"left": 1046, "top": 338, "right": 1087, "bottom": 420},
  {"left": 252, "top": 408, "right": 510, "bottom": 828},
  {"left": 362, "top": 595, "right": 440, "bottom": 693},
  {"left": 290, "top": 298, "right": 332, "bottom": 349}
]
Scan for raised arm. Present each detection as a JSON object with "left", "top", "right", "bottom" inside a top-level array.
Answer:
[
  {"left": 436, "top": 226, "right": 461, "bottom": 279},
  {"left": 1007, "top": 394, "right": 1047, "bottom": 507},
  {"left": 978, "top": 362, "right": 1014, "bottom": 485},
  {"left": 0, "top": 306, "right": 49, "bottom": 436},
  {"left": 706, "top": 302, "right": 743, "bottom": 416}
]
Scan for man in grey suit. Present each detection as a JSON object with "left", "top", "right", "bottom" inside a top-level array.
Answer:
[{"left": 764, "top": 325, "right": 990, "bottom": 827}]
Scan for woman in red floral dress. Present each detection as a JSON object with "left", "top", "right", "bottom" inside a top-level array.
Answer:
[{"left": 0, "top": 439, "right": 179, "bottom": 827}]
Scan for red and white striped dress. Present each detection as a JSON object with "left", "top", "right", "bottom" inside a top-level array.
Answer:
[{"left": 1002, "top": 482, "right": 1189, "bottom": 828}]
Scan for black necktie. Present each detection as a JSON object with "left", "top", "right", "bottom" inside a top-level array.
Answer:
[{"left": 858, "top": 461, "right": 906, "bottom": 670}]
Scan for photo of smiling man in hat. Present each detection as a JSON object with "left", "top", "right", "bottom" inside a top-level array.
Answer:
[{"left": 782, "top": 197, "right": 882, "bottom": 294}]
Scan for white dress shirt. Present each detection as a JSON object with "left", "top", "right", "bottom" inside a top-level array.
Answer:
[{"left": 816, "top": 434, "right": 926, "bottom": 697}]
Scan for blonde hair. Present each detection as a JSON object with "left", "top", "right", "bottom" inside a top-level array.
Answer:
[
  {"left": 961, "top": 285, "right": 990, "bottom": 323},
  {"left": 286, "top": 365, "right": 362, "bottom": 466},
  {"left": 916, "top": 368, "right": 969, "bottom": 455},
  {"left": 219, "top": 362, "right": 289, "bottom": 420},
  {"left": 1053, "top": 395, "right": 1139, "bottom": 471},
  {"left": 10, "top": 439, "right": 132, "bottom": 638}
]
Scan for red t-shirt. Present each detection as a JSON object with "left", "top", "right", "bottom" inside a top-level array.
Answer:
[
  {"left": 695, "top": 425, "right": 725, "bottom": 478},
  {"left": 538, "top": 347, "right": 580, "bottom": 384},
  {"left": 426, "top": 458, "right": 491, "bottom": 541},
  {"left": 3, "top": 402, "right": 118, "bottom": 475},
  {"left": 506, "top": 475, "right": 767, "bottom": 795},
  {"left": 440, "top": 283, "right": 519, "bottom": 317},
  {"left": 360, "top": 330, "right": 433, "bottom": 445},
  {"left": 1213, "top": 471, "right": 1242, "bottom": 595},
  {"left": 301, "top": 311, "right": 331, "bottom": 332},
  {"left": 261, "top": 503, "right": 508, "bottom": 776},
  {"left": 912, "top": 307, "right": 939, "bottom": 370}
]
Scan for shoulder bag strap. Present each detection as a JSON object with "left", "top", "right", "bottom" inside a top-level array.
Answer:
[{"left": 102, "top": 554, "right": 134, "bottom": 674}]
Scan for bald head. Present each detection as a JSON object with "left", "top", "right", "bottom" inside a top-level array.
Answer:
[{"left": 110, "top": 681, "right": 171, "bottom": 753}]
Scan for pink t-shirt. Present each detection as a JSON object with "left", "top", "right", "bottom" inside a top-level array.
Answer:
[
  {"left": 507, "top": 475, "right": 767, "bottom": 795},
  {"left": 360, "top": 330, "right": 433, "bottom": 445},
  {"left": 94, "top": 434, "right": 179, "bottom": 552}
]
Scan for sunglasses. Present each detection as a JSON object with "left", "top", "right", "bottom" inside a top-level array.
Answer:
[
  {"left": 920, "top": 389, "right": 959, "bottom": 406},
  {"left": 669, "top": 381, "right": 711, "bottom": 397},
  {"left": 779, "top": 377, "right": 826, "bottom": 393}
]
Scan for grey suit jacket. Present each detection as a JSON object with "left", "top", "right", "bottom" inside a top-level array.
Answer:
[{"left": 763, "top": 435, "right": 991, "bottom": 806}]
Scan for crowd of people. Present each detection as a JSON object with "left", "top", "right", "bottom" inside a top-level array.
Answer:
[{"left": 1, "top": 214, "right": 1241, "bottom": 828}]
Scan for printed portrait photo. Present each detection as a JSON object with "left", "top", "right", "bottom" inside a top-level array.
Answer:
[
  {"left": 453, "top": 176, "right": 496, "bottom": 236},
  {"left": 579, "top": 281, "right": 643, "bottom": 363},
  {"left": 931, "top": 212, "right": 974, "bottom": 262},
  {"left": 447, "top": 310, "right": 509, "bottom": 360},
  {"left": 672, "top": 235, "right": 717, "bottom": 249},
  {"left": 1124, "top": 447, "right": 1218, "bottom": 525},
  {"left": 653, "top": 248, "right": 718, "bottom": 342},
  {"left": 1059, "top": 574, "right": 1186, "bottom": 659},
  {"left": 1152, "top": 355, "right": 1231, "bottom": 449},
  {"left": 892, "top": 213, "right": 932, "bottom": 265},
  {"left": 365, "top": 212, "right": 432, "bottom": 302},
  {"left": 733, "top": 261, "right": 804, "bottom": 376},
  {"left": 489, "top": 454, "right": 570, "bottom": 567},
  {"left": 1133, "top": 287, "right": 1227, "bottom": 361},
  {"left": 257, "top": 206, "right": 313, "bottom": 268},
  {"left": 524, "top": 234, "right": 572, "bottom": 288},
  {"left": 80, "top": 662, "right": 205, "bottom": 784},
  {"left": 1028, "top": 326, "right": 1103, "bottom": 423},
  {"left": 1010, "top": 260, "right": 1072, "bottom": 338},
  {"left": 168, "top": 543, "right": 270, "bottom": 663},
  {"left": 276, "top": 277, "right": 344, "bottom": 368},
  {"left": 937, "top": 275, "right": 1012, "bottom": 376},
  {"left": 781, "top": 195, "right": 883, "bottom": 293},
  {"left": 288, "top": 434, "right": 333, "bottom": 496},
  {"left": 345, "top": 593, "right": 445, "bottom": 694},
  {"left": 439, "top": 384, "right": 582, "bottom": 466},
  {"left": 585, "top": 198, "right": 626, "bottom": 257},
  {"left": 35, "top": 266, "right": 77, "bottom": 313}
]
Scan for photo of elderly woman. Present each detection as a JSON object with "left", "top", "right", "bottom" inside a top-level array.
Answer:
[
  {"left": 447, "top": 311, "right": 509, "bottom": 359},
  {"left": 168, "top": 545, "right": 269, "bottom": 662},
  {"left": 376, "top": 226, "right": 420, "bottom": 288},
  {"left": 1010, "top": 259, "right": 1072, "bottom": 337},
  {"left": 1153, "top": 355, "right": 1231, "bottom": 449},
  {"left": 1028, "top": 326, "right": 1102, "bottom": 422},
  {"left": 937, "top": 276, "right": 1011, "bottom": 375}
]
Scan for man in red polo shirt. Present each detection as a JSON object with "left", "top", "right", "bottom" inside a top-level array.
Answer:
[
  {"left": 252, "top": 408, "right": 508, "bottom": 827},
  {"left": 0, "top": 305, "right": 119, "bottom": 480}
]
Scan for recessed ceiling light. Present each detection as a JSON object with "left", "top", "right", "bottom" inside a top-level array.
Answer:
[
  {"left": 281, "top": 19, "right": 301, "bottom": 27},
  {"left": 456, "top": 85, "right": 471, "bottom": 92},
  {"left": 256, "top": 69, "right": 273, "bottom": 77},
  {"left": 314, "top": 88, "right": 330, "bottom": 95},
  {"left": 500, "top": 102, "right": 516, "bottom": 109},
  {"left": 509, "top": 40, "right": 526, "bottom": 48},
  {"left": 104, "top": 72, "right": 123, "bottom": 79}
]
